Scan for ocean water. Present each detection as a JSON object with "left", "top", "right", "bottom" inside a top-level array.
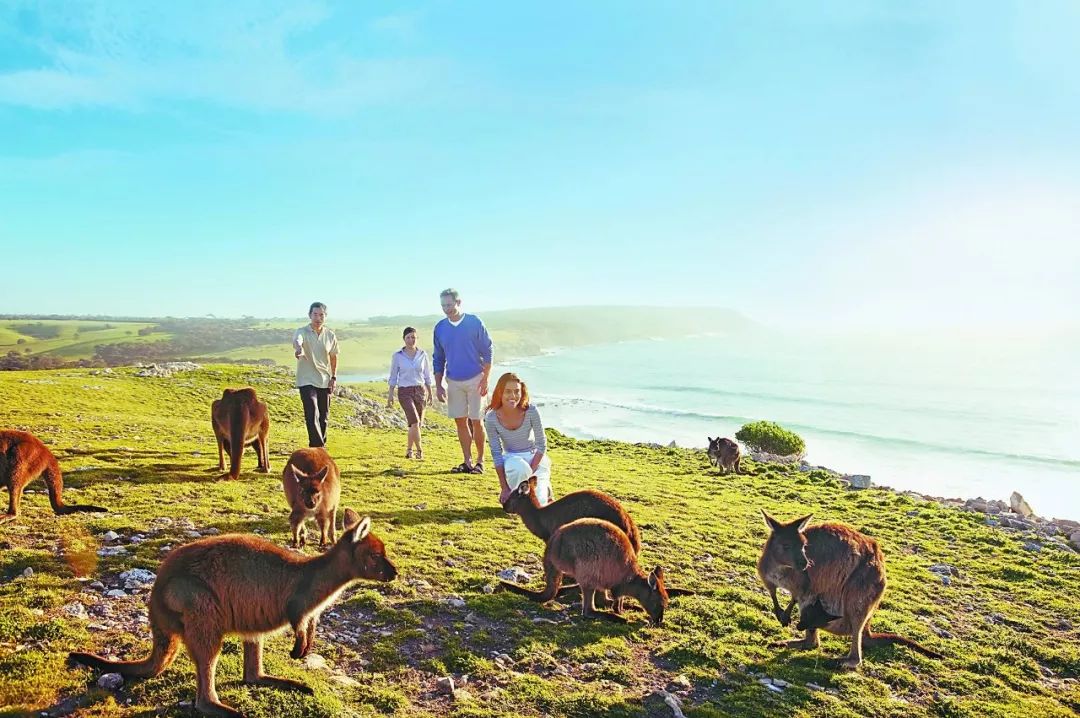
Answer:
[{"left": 498, "top": 332, "right": 1080, "bottom": 520}]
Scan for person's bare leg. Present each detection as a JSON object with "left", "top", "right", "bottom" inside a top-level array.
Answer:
[
  {"left": 454, "top": 417, "right": 473, "bottom": 465},
  {"left": 471, "top": 418, "right": 485, "bottom": 465}
]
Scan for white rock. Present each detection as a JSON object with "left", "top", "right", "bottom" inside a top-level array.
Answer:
[
  {"left": 444, "top": 596, "right": 466, "bottom": 609},
  {"left": 97, "top": 546, "right": 128, "bottom": 557},
  {"left": 844, "top": 474, "right": 872, "bottom": 490},
  {"left": 655, "top": 690, "right": 686, "bottom": 718},
  {"left": 765, "top": 683, "right": 785, "bottom": 693},
  {"left": 105, "top": 589, "right": 128, "bottom": 598},
  {"left": 497, "top": 566, "right": 531, "bottom": 583},
  {"left": 119, "top": 569, "right": 156, "bottom": 584},
  {"left": 101, "top": 531, "right": 121, "bottom": 542},
  {"left": 97, "top": 673, "right": 124, "bottom": 690},
  {"left": 1010, "top": 491, "right": 1034, "bottom": 518},
  {"left": 62, "top": 602, "right": 88, "bottom": 618},
  {"left": 436, "top": 676, "right": 455, "bottom": 694},
  {"left": 21, "top": 567, "right": 33, "bottom": 578},
  {"left": 303, "top": 653, "right": 327, "bottom": 670}
]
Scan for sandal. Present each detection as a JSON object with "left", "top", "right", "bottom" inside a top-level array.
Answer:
[
  {"left": 470, "top": 461, "right": 484, "bottom": 474},
  {"left": 450, "top": 462, "right": 473, "bottom": 474},
  {"left": 406, "top": 449, "right": 413, "bottom": 459},
  {"left": 416, "top": 449, "right": 423, "bottom": 460}
]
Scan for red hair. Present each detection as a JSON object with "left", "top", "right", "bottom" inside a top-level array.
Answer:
[{"left": 488, "top": 372, "right": 530, "bottom": 412}]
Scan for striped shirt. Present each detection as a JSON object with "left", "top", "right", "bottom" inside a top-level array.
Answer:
[
  {"left": 484, "top": 405, "right": 547, "bottom": 468},
  {"left": 388, "top": 348, "right": 434, "bottom": 388}
]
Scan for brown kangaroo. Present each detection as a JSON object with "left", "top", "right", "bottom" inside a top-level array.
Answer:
[
  {"left": 503, "top": 476, "right": 641, "bottom": 552},
  {"left": 500, "top": 518, "right": 668, "bottom": 625},
  {"left": 0, "top": 429, "right": 107, "bottom": 524},
  {"left": 211, "top": 388, "right": 270, "bottom": 480},
  {"left": 282, "top": 448, "right": 340, "bottom": 549},
  {"left": 758, "top": 510, "right": 942, "bottom": 669},
  {"left": 707, "top": 436, "right": 741, "bottom": 474},
  {"left": 69, "top": 509, "right": 396, "bottom": 717}
]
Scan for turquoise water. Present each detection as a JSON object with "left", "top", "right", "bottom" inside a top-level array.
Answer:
[{"left": 497, "top": 332, "right": 1080, "bottom": 520}]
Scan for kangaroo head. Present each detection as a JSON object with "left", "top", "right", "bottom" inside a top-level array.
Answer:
[
  {"left": 502, "top": 475, "right": 538, "bottom": 514},
  {"left": 289, "top": 465, "right": 330, "bottom": 510},
  {"left": 618, "top": 565, "right": 669, "bottom": 626},
  {"left": 761, "top": 510, "right": 813, "bottom": 572},
  {"left": 340, "top": 508, "right": 397, "bottom": 582}
]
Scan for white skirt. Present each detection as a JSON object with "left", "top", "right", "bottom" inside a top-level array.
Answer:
[{"left": 503, "top": 451, "right": 554, "bottom": 506}]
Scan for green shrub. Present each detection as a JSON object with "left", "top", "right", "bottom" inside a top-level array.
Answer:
[{"left": 735, "top": 421, "right": 805, "bottom": 456}]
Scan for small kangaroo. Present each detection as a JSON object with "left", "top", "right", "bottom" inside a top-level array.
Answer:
[
  {"left": 500, "top": 518, "right": 668, "bottom": 625},
  {"left": 69, "top": 509, "right": 396, "bottom": 717},
  {"left": 211, "top": 388, "right": 270, "bottom": 480},
  {"left": 758, "top": 510, "right": 942, "bottom": 669},
  {"left": 796, "top": 597, "right": 841, "bottom": 631},
  {"left": 282, "top": 447, "right": 340, "bottom": 549},
  {"left": 0, "top": 430, "right": 107, "bottom": 524},
  {"left": 706, "top": 436, "right": 741, "bottom": 474}
]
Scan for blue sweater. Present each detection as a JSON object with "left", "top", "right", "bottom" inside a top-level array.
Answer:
[{"left": 432, "top": 314, "right": 493, "bottom": 381}]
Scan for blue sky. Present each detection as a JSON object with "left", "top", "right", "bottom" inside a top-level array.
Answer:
[{"left": 1, "top": 0, "right": 1078, "bottom": 328}]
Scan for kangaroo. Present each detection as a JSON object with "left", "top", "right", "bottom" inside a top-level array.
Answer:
[
  {"left": 707, "top": 436, "right": 741, "bottom": 474},
  {"left": 0, "top": 430, "right": 107, "bottom": 524},
  {"left": 282, "top": 448, "right": 340, "bottom": 549},
  {"left": 500, "top": 518, "right": 668, "bottom": 626},
  {"left": 503, "top": 476, "right": 641, "bottom": 552},
  {"left": 69, "top": 509, "right": 396, "bottom": 717},
  {"left": 211, "top": 388, "right": 270, "bottom": 480},
  {"left": 758, "top": 510, "right": 942, "bottom": 669}
]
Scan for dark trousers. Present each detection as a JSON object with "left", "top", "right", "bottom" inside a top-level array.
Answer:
[{"left": 299, "top": 385, "right": 331, "bottom": 447}]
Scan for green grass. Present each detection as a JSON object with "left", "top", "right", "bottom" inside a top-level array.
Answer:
[
  {"left": 0, "top": 365, "right": 1077, "bottom": 717},
  {"left": 1, "top": 320, "right": 161, "bottom": 360}
]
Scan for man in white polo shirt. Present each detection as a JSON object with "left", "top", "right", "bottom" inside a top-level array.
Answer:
[{"left": 293, "top": 301, "right": 339, "bottom": 448}]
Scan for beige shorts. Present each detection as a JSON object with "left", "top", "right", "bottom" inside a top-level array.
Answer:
[{"left": 447, "top": 374, "right": 484, "bottom": 420}]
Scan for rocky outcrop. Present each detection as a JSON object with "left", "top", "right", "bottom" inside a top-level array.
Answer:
[
  {"left": 332, "top": 385, "right": 408, "bottom": 429},
  {"left": 135, "top": 362, "right": 200, "bottom": 377}
]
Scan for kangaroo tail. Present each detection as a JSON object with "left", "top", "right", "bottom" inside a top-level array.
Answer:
[
  {"left": 43, "top": 459, "right": 107, "bottom": 515},
  {"left": 864, "top": 631, "right": 943, "bottom": 659},
  {"left": 69, "top": 627, "right": 180, "bottom": 678},
  {"left": 227, "top": 408, "right": 247, "bottom": 479}
]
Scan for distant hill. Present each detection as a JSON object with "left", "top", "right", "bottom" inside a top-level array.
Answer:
[{"left": 1, "top": 306, "right": 754, "bottom": 374}]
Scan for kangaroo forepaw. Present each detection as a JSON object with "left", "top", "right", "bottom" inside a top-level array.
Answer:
[{"left": 773, "top": 607, "right": 792, "bottom": 627}]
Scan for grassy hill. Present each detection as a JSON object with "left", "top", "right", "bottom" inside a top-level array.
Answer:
[
  {"left": 0, "top": 366, "right": 1077, "bottom": 717},
  {"left": 1, "top": 307, "right": 750, "bottom": 375}
]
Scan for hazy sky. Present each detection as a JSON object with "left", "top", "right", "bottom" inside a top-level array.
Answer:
[{"left": 1, "top": 1, "right": 1078, "bottom": 328}]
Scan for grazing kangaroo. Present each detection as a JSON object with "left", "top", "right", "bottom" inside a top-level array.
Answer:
[
  {"left": 282, "top": 448, "right": 340, "bottom": 549},
  {"left": 69, "top": 509, "right": 396, "bottom": 717},
  {"left": 0, "top": 430, "right": 107, "bottom": 524},
  {"left": 211, "top": 388, "right": 270, "bottom": 480},
  {"left": 706, "top": 436, "right": 741, "bottom": 474},
  {"left": 758, "top": 510, "right": 942, "bottom": 669},
  {"left": 500, "top": 518, "right": 668, "bottom": 625}
]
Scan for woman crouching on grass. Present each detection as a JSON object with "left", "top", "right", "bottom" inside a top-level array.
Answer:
[
  {"left": 386, "top": 326, "right": 434, "bottom": 459},
  {"left": 485, "top": 372, "right": 554, "bottom": 506}
]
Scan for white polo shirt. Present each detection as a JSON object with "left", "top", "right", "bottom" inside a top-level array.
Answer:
[{"left": 293, "top": 325, "right": 339, "bottom": 388}]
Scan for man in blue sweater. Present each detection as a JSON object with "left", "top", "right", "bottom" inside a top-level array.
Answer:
[{"left": 433, "top": 288, "right": 493, "bottom": 474}]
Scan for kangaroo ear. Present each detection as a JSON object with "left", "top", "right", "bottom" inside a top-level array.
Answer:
[
  {"left": 343, "top": 507, "right": 361, "bottom": 530},
  {"left": 707, "top": 436, "right": 714, "bottom": 444},
  {"left": 287, "top": 465, "right": 305, "bottom": 483},
  {"left": 794, "top": 514, "right": 813, "bottom": 532},
  {"left": 527, "top": 475, "right": 538, "bottom": 490},
  {"left": 648, "top": 566, "right": 664, "bottom": 589},
  {"left": 516, "top": 481, "right": 530, "bottom": 496},
  {"left": 761, "top": 509, "right": 781, "bottom": 532},
  {"left": 351, "top": 516, "right": 372, "bottom": 543},
  {"left": 313, "top": 466, "right": 330, "bottom": 483}
]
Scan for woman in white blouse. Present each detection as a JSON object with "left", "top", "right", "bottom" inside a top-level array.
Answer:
[{"left": 386, "top": 326, "right": 434, "bottom": 459}]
